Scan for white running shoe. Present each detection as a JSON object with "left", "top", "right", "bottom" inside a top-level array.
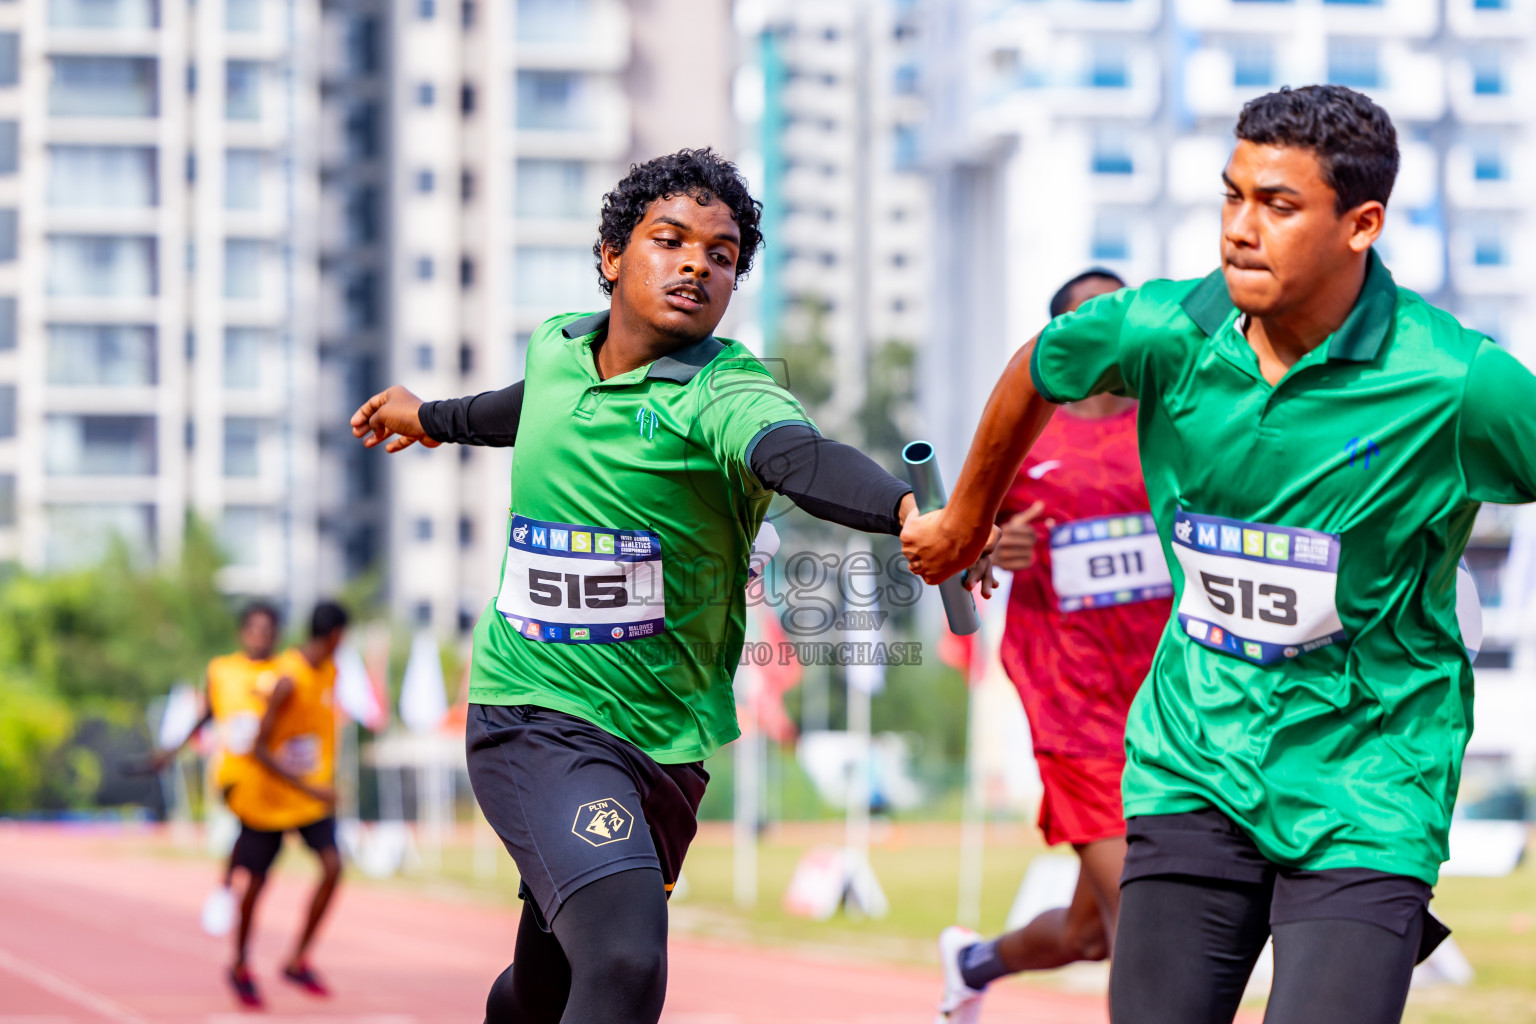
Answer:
[
  {"left": 935, "top": 925, "right": 985, "bottom": 1024},
  {"left": 201, "top": 885, "right": 235, "bottom": 937}
]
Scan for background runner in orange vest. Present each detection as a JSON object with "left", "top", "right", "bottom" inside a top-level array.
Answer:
[{"left": 935, "top": 270, "right": 1172, "bottom": 1023}]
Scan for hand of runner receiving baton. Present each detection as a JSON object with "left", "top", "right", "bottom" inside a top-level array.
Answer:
[
  {"left": 350, "top": 384, "right": 443, "bottom": 452},
  {"left": 961, "top": 500, "right": 1048, "bottom": 601}
]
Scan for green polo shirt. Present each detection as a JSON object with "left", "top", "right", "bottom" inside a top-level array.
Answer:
[
  {"left": 1030, "top": 251, "right": 1536, "bottom": 884},
  {"left": 469, "top": 310, "right": 812, "bottom": 763}
]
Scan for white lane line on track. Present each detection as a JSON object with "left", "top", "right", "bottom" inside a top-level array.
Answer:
[{"left": 0, "top": 947, "right": 152, "bottom": 1024}]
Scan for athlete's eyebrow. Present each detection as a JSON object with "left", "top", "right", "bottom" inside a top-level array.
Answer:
[
  {"left": 653, "top": 215, "right": 739, "bottom": 245},
  {"left": 1223, "top": 171, "right": 1300, "bottom": 197}
]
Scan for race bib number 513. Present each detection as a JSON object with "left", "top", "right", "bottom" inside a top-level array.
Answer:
[
  {"left": 1172, "top": 508, "right": 1347, "bottom": 664},
  {"left": 496, "top": 514, "right": 666, "bottom": 644}
]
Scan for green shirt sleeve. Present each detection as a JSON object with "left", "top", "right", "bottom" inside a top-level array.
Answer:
[
  {"left": 695, "top": 357, "right": 816, "bottom": 498},
  {"left": 1458, "top": 339, "right": 1536, "bottom": 504},
  {"left": 1029, "top": 286, "right": 1139, "bottom": 404}
]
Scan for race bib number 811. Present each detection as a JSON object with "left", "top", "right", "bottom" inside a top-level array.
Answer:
[
  {"left": 497, "top": 514, "right": 666, "bottom": 644},
  {"left": 1172, "top": 508, "right": 1347, "bottom": 664},
  {"left": 1050, "top": 513, "right": 1172, "bottom": 612}
]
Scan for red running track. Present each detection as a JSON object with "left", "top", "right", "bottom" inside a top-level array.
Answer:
[{"left": 0, "top": 824, "right": 1109, "bottom": 1024}]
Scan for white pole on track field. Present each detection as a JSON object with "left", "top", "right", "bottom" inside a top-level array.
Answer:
[
  {"left": 843, "top": 538, "right": 887, "bottom": 918},
  {"left": 734, "top": 659, "right": 761, "bottom": 909},
  {"left": 956, "top": 632, "right": 987, "bottom": 929}
]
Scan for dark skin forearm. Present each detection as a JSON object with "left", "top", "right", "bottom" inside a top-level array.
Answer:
[{"left": 901, "top": 336, "right": 1057, "bottom": 583}]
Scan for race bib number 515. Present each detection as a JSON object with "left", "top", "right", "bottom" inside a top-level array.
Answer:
[
  {"left": 1172, "top": 508, "right": 1347, "bottom": 664},
  {"left": 496, "top": 514, "right": 666, "bottom": 644}
]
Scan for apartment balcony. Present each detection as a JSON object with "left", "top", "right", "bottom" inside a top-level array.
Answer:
[
  {"left": 1447, "top": 0, "right": 1533, "bottom": 38},
  {"left": 1449, "top": 221, "right": 1531, "bottom": 296},
  {"left": 1447, "top": 52, "right": 1530, "bottom": 124},
  {"left": 1444, "top": 140, "right": 1532, "bottom": 211},
  {"left": 513, "top": 0, "right": 629, "bottom": 73},
  {"left": 224, "top": 0, "right": 291, "bottom": 62},
  {"left": 1182, "top": 41, "right": 1444, "bottom": 122},
  {"left": 979, "top": 42, "right": 1161, "bottom": 122},
  {"left": 980, "top": 0, "right": 1161, "bottom": 38},
  {"left": 513, "top": 71, "right": 630, "bottom": 161},
  {"left": 1175, "top": 0, "right": 1438, "bottom": 39}
]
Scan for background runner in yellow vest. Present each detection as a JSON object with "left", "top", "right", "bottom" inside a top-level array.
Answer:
[
  {"left": 352, "top": 149, "right": 920, "bottom": 1024},
  {"left": 903, "top": 85, "right": 1536, "bottom": 1024},
  {"left": 224, "top": 602, "right": 349, "bottom": 1008}
]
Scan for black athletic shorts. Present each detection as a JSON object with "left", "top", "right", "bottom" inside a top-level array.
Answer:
[
  {"left": 230, "top": 816, "right": 337, "bottom": 878},
  {"left": 466, "top": 703, "right": 708, "bottom": 931},
  {"left": 1123, "top": 807, "right": 1448, "bottom": 961}
]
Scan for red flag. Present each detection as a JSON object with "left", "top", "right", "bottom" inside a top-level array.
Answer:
[
  {"left": 753, "top": 606, "right": 802, "bottom": 744},
  {"left": 938, "top": 627, "right": 978, "bottom": 685}
]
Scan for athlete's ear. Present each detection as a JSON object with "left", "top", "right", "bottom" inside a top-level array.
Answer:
[
  {"left": 600, "top": 240, "right": 622, "bottom": 288},
  {"left": 1346, "top": 200, "right": 1385, "bottom": 254}
]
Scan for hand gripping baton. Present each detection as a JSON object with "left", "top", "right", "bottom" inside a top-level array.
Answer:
[{"left": 902, "top": 441, "right": 981, "bottom": 637}]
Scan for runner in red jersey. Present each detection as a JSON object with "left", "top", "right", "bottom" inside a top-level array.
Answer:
[{"left": 934, "top": 270, "right": 1173, "bottom": 1024}]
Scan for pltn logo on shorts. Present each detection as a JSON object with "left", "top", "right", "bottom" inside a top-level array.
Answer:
[{"left": 572, "top": 798, "right": 634, "bottom": 847}]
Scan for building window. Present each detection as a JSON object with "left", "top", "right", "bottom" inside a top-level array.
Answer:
[
  {"left": 413, "top": 517, "right": 433, "bottom": 541},
  {"left": 1087, "top": 45, "right": 1129, "bottom": 89},
  {"left": 49, "top": 56, "right": 159, "bottom": 117},
  {"left": 1091, "top": 132, "right": 1134, "bottom": 175},
  {"left": 1327, "top": 40, "right": 1380, "bottom": 90},
  {"left": 414, "top": 601, "right": 432, "bottom": 626},
  {"left": 1473, "top": 232, "right": 1506, "bottom": 266},
  {"left": 1322, "top": 0, "right": 1382, "bottom": 5},
  {"left": 347, "top": 16, "right": 380, "bottom": 76},
  {"left": 224, "top": 239, "right": 263, "bottom": 299},
  {"left": 461, "top": 0, "right": 477, "bottom": 27},
  {"left": 0, "top": 473, "right": 14, "bottom": 528},
  {"left": 224, "top": 417, "right": 261, "bottom": 477},
  {"left": 1231, "top": 41, "right": 1274, "bottom": 88},
  {"left": 1471, "top": 51, "right": 1505, "bottom": 96},
  {"left": 415, "top": 344, "right": 434, "bottom": 370},
  {"left": 45, "top": 414, "right": 158, "bottom": 476},
  {"left": 1091, "top": 219, "right": 1130, "bottom": 261},
  {"left": 225, "top": 61, "right": 262, "bottom": 121},
  {"left": 226, "top": 0, "right": 262, "bottom": 32},
  {"left": 460, "top": 256, "right": 475, "bottom": 288},
  {"left": 516, "top": 0, "right": 589, "bottom": 42},
  {"left": 50, "top": 145, "right": 159, "bottom": 208},
  {"left": 0, "top": 384, "right": 14, "bottom": 438},
  {"left": 459, "top": 515, "right": 474, "bottom": 547},
  {"left": 219, "top": 506, "right": 265, "bottom": 567},
  {"left": 45, "top": 503, "right": 155, "bottom": 568},
  {"left": 0, "top": 121, "right": 16, "bottom": 175},
  {"left": 0, "top": 209, "right": 15, "bottom": 262},
  {"left": 516, "top": 70, "right": 592, "bottom": 131},
  {"left": 224, "top": 328, "right": 267, "bottom": 389},
  {"left": 513, "top": 246, "right": 594, "bottom": 309},
  {"left": 48, "top": 324, "right": 158, "bottom": 386},
  {"left": 515, "top": 159, "right": 588, "bottom": 218},
  {"left": 345, "top": 271, "right": 378, "bottom": 329},
  {"left": 1473, "top": 0, "right": 1507, "bottom": 8},
  {"left": 415, "top": 256, "right": 435, "bottom": 281},
  {"left": 1473, "top": 145, "right": 1505, "bottom": 181},
  {"left": 459, "top": 342, "right": 474, "bottom": 374},
  {"left": 416, "top": 168, "right": 436, "bottom": 193},
  {"left": 461, "top": 82, "right": 477, "bottom": 115},
  {"left": 346, "top": 103, "right": 379, "bottom": 159},
  {"left": 225, "top": 149, "right": 263, "bottom": 210},
  {"left": 346, "top": 186, "right": 378, "bottom": 244},
  {"left": 416, "top": 81, "right": 436, "bottom": 107},
  {"left": 461, "top": 169, "right": 476, "bottom": 201},
  {"left": 894, "top": 125, "right": 919, "bottom": 172},
  {"left": 418, "top": 0, "right": 435, "bottom": 18},
  {"left": 0, "top": 296, "right": 14, "bottom": 350},
  {"left": 0, "top": 33, "right": 17, "bottom": 86},
  {"left": 47, "top": 235, "right": 158, "bottom": 297},
  {"left": 51, "top": 0, "right": 162, "bottom": 29}
]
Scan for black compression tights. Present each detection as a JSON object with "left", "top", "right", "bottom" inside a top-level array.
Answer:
[
  {"left": 1109, "top": 876, "right": 1423, "bottom": 1024},
  {"left": 484, "top": 868, "right": 669, "bottom": 1024}
]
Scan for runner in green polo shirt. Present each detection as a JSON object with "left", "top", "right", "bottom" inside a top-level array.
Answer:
[
  {"left": 352, "top": 149, "right": 917, "bottom": 1024},
  {"left": 904, "top": 86, "right": 1535, "bottom": 1024}
]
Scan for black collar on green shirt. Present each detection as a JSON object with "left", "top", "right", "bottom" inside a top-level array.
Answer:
[
  {"left": 559, "top": 310, "right": 726, "bottom": 384},
  {"left": 1179, "top": 249, "right": 1398, "bottom": 363}
]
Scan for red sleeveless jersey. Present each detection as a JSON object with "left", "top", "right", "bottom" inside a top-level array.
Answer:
[{"left": 999, "top": 407, "right": 1172, "bottom": 759}]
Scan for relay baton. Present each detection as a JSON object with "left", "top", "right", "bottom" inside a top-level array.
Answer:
[{"left": 902, "top": 441, "right": 981, "bottom": 637}]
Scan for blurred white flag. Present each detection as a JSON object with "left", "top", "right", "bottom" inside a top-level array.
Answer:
[
  {"left": 335, "top": 642, "right": 387, "bottom": 729},
  {"left": 399, "top": 630, "right": 447, "bottom": 734}
]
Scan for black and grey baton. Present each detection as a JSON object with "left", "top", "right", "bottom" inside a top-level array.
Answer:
[{"left": 902, "top": 440, "right": 981, "bottom": 637}]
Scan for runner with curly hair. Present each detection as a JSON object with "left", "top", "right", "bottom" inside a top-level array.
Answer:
[{"left": 352, "top": 148, "right": 923, "bottom": 1024}]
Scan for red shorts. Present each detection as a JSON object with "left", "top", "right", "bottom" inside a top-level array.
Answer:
[{"left": 1035, "top": 752, "right": 1127, "bottom": 847}]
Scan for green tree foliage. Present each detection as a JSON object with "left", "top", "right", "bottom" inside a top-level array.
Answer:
[{"left": 0, "top": 520, "right": 238, "bottom": 811}]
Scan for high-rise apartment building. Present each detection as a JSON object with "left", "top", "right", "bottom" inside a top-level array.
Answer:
[
  {"left": 922, "top": 0, "right": 1536, "bottom": 652},
  {"left": 0, "top": 0, "right": 323, "bottom": 609}
]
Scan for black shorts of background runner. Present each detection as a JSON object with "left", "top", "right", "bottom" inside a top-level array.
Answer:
[
  {"left": 230, "top": 816, "right": 337, "bottom": 878},
  {"left": 1109, "top": 808, "right": 1448, "bottom": 1024},
  {"left": 465, "top": 703, "right": 707, "bottom": 929}
]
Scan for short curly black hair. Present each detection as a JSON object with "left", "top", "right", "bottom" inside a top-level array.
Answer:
[
  {"left": 593, "top": 148, "right": 764, "bottom": 297},
  {"left": 1236, "top": 85, "right": 1398, "bottom": 214}
]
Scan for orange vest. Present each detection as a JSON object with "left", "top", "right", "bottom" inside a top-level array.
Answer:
[
  {"left": 205, "top": 652, "right": 281, "bottom": 794},
  {"left": 224, "top": 647, "right": 337, "bottom": 831}
]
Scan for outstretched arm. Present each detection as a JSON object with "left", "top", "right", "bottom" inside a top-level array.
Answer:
[
  {"left": 748, "top": 425, "right": 917, "bottom": 535},
  {"left": 901, "top": 336, "right": 1057, "bottom": 584},
  {"left": 350, "top": 382, "right": 526, "bottom": 452}
]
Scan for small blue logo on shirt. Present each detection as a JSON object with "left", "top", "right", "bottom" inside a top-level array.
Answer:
[{"left": 636, "top": 408, "right": 658, "bottom": 440}]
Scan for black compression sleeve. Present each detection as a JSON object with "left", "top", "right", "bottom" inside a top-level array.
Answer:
[
  {"left": 416, "top": 381, "right": 526, "bottom": 446},
  {"left": 749, "top": 424, "right": 912, "bottom": 535}
]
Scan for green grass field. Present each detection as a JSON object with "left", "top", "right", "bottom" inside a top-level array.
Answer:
[{"left": 370, "top": 819, "right": 1536, "bottom": 1022}]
